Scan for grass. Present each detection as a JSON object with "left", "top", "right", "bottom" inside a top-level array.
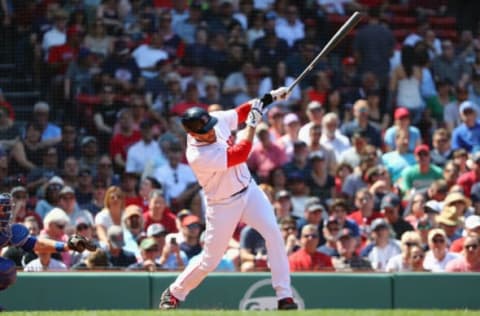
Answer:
[{"left": 3, "top": 310, "right": 480, "bottom": 316}]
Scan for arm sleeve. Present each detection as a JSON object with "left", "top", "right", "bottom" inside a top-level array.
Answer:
[
  {"left": 227, "top": 140, "right": 252, "bottom": 167},
  {"left": 235, "top": 102, "right": 252, "bottom": 125}
]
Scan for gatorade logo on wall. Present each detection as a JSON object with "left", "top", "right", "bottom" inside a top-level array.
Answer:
[{"left": 239, "top": 279, "right": 305, "bottom": 310}]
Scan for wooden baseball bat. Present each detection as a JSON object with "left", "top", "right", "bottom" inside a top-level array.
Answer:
[{"left": 287, "top": 11, "right": 364, "bottom": 93}]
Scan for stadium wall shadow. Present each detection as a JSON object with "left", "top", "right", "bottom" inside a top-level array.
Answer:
[{"left": 0, "top": 272, "right": 479, "bottom": 310}]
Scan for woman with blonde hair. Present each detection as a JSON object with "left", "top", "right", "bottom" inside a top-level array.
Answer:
[
  {"left": 386, "top": 231, "right": 422, "bottom": 272},
  {"left": 94, "top": 186, "right": 125, "bottom": 246}
]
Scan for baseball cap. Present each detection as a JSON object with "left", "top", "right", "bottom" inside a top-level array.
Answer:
[
  {"left": 287, "top": 171, "right": 305, "bottom": 182},
  {"left": 10, "top": 186, "right": 27, "bottom": 197},
  {"left": 465, "top": 215, "right": 480, "bottom": 230},
  {"left": 428, "top": 228, "right": 447, "bottom": 243},
  {"left": 381, "top": 193, "right": 401, "bottom": 209},
  {"left": 414, "top": 144, "right": 430, "bottom": 155},
  {"left": 370, "top": 218, "right": 389, "bottom": 231},
  {"left": 181, "top": 214, "right": 201, "bottom": 227},
  {"left": 147, "top": 223, "right": 166, "bottom": 237},
  {"left": 177, "top": 209, "right": 192, "bottom": 220},
  {"left": 308, "top": 151, "right": 325, "bottom": 161},
  {"left": 139, "top": 237, "right": 158, "bottom": 251},
  {"left": 283, "top": 113, "right": 299, "bottom": 125},
  {"left": 81, "top": 136, "right": 97, "bottom": 147},
  {"left": 424, "top": 200, "right": 442, "bottom": 214},
  {"left": 33, "top": 101, "right": 50, "bottom": 112},
  {"left": 107, "top": 225, "right": 124, "bottom": 249},
  {"left": 124, "top": 205, "right": 142, "bottom": 219},
  {"left": 275, "top": 190, "right": 291, "bottom": 201},
  {"left": 48, "top": 176, "right": 64, "bottom": 186},
  {"left": 59, "top": 186, "right": 75, "bottom": 196},
  {"left": 75, "top": 217, "right": 92, "bottom": 229},
  {"left": 324, "top": 215, "right": 338, "bottom": 226},
  {"left": 305, "top": 197, "right": 325, "bottom": 213},
  {"left": 394, "top": 107, "right": 410, "bottom": 120},
  {"left": 459, "top": 101, "right": 477, "bottom": 114},
  {"left": 307, "top": 101, "right": 323, "bottom": 111}
]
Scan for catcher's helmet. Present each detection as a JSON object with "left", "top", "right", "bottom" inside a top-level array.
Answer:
[{"left": 181, "top": 107, "right": 218, "bottom": 134}]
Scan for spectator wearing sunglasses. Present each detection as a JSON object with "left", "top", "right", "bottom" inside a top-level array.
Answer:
[
  {"left": 450, "top": 215, "right": 480, "bottom": 253},
  {"left": 288, "top": 224, "right": 333, "bottom": 272},
  {"left": 445, "top": 234, "right": 480, "bottom": 272},
  {"left": 386, "top": 231, "right": 422, "bottom": 272},
  {"left": 423, "top": 228, "right": 460, "bottom": 272}
]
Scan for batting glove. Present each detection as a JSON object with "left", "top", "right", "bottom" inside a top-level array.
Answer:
[
  {"left": 246, "top": 99, "right": 263, "bottom": 128},
  {"left": 270, "top": 86, "right": 291, "bottom": 101}
]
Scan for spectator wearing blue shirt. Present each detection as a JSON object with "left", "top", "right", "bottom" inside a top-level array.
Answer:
[
  {"left": 32, "top": 101, "right": 62, "bottom": 146},
  {"left": 341, "top": 99, "right": 382, "bottom": 148},
  {"left": 452, "top": 101, "right": 480, "bottom": 153},
  {"left": 383, "top": 108, "right": 421, "bottom": 152},
  {"left": 382, "top": 129, "right": 416, "bottom": 183}
]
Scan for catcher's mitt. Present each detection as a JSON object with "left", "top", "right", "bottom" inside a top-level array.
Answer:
[{"left": 67, "top": 234, "right": 97, "bottom": 252}]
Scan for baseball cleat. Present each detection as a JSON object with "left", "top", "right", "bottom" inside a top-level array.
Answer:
[
  {"left": 159, "top": 288, "right": 180, "bottom": 310},
  {"left": 278, "top": 297, "right": 298, "bottom": 310}
]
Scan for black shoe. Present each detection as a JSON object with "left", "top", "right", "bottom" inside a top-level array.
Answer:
[
  {"left": 159, "top": 288, "right": 180, "bottom": 310},
  {"left": 278, "top": 297, "right": 298, "bottom": 310}
]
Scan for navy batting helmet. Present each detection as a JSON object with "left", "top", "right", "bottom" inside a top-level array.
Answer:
[{"left": 181, "top": 107, "right": 218, "bottom": 134}]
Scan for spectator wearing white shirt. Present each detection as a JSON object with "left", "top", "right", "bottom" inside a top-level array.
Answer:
[
  {"left": 132, "top": 32, "right": 169, "bottom": 79},
  {"left": 126, "top": 120, "right": 165, "bottom": 176},
  {"left": 42, "top": 9, "right": 68, "bottom": 57},
  {"left": 320, "top": 112, "right": 351, "bottom": 161},
  {"left": 275, "top": 4, "right": 304, "bottom": 48},
  {"left": 362, "top": 218, "right": 402, "bottom": 271},
  {"left": 299, "top": 101, "right": 325, "bottom": 146},
  {"left": 277, "top": 113, "right": 301, "bottom": 160},
  {"left": 24, "top": 242, "right": 68, "bottom": 271},
  {"left": 423, "top": 228, "right": 460, "bottom": 272},
  {"left": 153, "top": 141, "right": 199, "bottom": 211}
]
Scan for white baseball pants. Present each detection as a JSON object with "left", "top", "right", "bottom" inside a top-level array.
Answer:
[{"left": 169, "top": 182, "right": 293, "bottom": 301}]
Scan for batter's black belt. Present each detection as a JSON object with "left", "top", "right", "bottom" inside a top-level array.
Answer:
[{"left": 230, "top": 184, "right": 249, "bottom": 197}]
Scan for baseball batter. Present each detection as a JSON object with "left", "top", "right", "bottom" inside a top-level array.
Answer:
[{"left": 159, "top": 88, "right": 298, "bottom": 310}]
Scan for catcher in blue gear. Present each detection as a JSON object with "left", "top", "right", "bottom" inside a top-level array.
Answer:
[{"left": 0, "top": 192, "right": 96, "bottom": 290}]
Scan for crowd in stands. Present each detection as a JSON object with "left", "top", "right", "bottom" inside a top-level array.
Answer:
[{"left": 1, "top": 0, "right": 480, "bottom": 273}]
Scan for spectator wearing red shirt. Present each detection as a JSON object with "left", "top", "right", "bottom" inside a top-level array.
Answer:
[
  {"left": 457, "top": 152, "right": 480, "bottom": 197},
  {"left": 109, "top": 109, "right": 141, "bottom": 171},
  {"left": 143, "top": 189, "right": 178, "bottom": 234},
  {"left": 248, "top": 123, "right": 289, "bottom": 183},
  {"left": 288, "top": 224, "right": 333, "bottom": 271},
  {"left": 122, "top": 172, "right": 143, "bottom": 208},
  {"left": 348, "top": 188, "right": 383, "bottom": 236},
  {"left": 170, "top": 81, "right": 208, "bottom": 116},
  {"left": 450, "top": 215, "right": 480, "bottom": 253},
  {"left": 446, "top": 235, "right": 480, "bottom": 272},
  {"left": 47, "top": 27, "right": 82, "bottom": 76}
]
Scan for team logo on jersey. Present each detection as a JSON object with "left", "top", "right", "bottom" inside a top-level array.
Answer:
[{"left": 238, "top": 279, "right": 305, "bottom": 310}]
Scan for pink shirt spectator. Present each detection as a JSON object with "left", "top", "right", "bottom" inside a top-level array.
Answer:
[
  {"left": 445, "top": 256, "right": 480, "bottom": 272},
  {"left": 248, "top": 139, "right": 289, "bottom": 182}
]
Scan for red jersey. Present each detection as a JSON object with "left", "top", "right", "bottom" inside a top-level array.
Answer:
[
  {"left": 348, "top": 210, "right": 384, "bottom": 227},
  {"left": 48, "top": 44, "right": 78, "bottom": 74},
  {"left": 457, "top": 171, "right": 480, "bottom": 197},
  {"left": 450, "top": 237, "right": 465, "bottom": 253},
  {"left": 288, "top": 249, "right": 333, "bottom": 271},
  {"left": 109, "top": 130, "right": 141, "bottom": 161},
  {"left": 143, "top": 209, "right": 178, "bottom": 233}
]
